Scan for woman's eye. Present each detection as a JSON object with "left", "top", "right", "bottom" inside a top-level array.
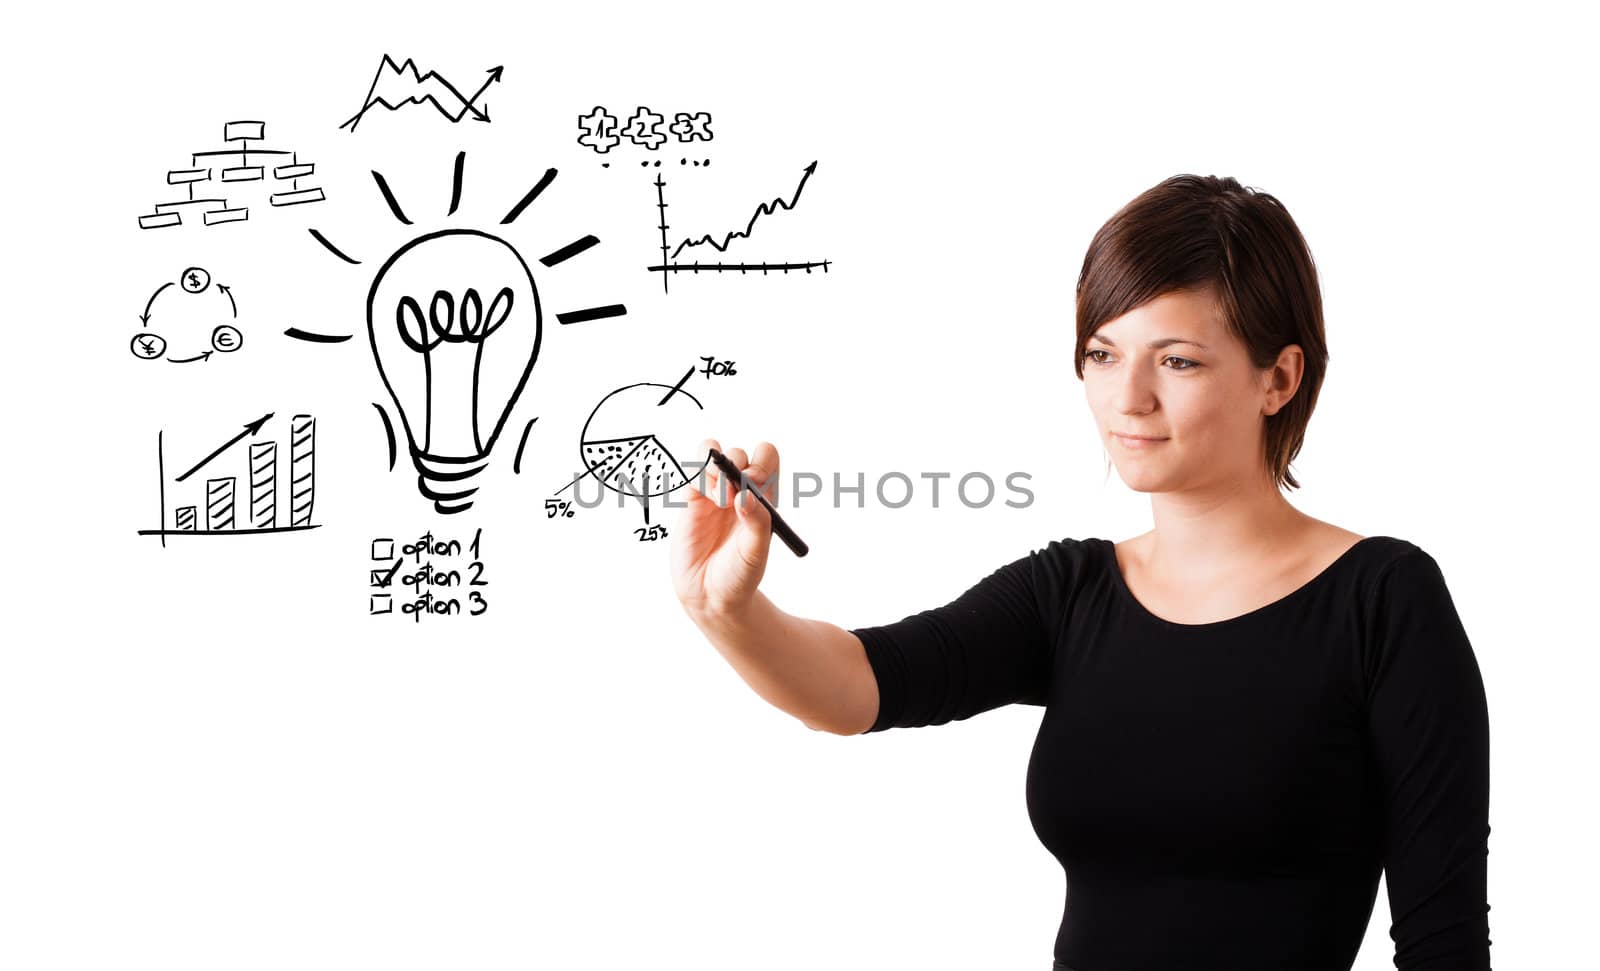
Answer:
[{"left": 1083, "top": 349, "right": 1196, "bottom": 370}]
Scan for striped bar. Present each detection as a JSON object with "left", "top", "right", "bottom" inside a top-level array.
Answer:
[
  {"left": 139, "top": 212, "right": 181, "bottom": 229},
  {"left": 206, "top": 477, "right": 236, "bottom": 530},
  {"left": 270, "top": 187, "right": 325, "bottom": 206},
  {"left": 175, "top": 506, "right": 197, "bottom": 530},
  {"left": 203, "top": 208, "right": 249, "bottom": 225},
  {"left": 274, "top": 162, "right": 315, "bottom": 179},
  {"left": 289, "top": 415, "right": 315, "bottom": 526},
  {"left": 250, "top": 442, "right": 277, "bottom": 528}
]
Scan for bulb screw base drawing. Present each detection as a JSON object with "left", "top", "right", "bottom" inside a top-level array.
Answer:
[{"left": 413, "top": 450, "right": 491, "bottom": 514}]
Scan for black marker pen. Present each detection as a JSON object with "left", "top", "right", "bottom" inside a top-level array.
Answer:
[{"left": 706, "top": 448, "right": 809, "bottom": 558}]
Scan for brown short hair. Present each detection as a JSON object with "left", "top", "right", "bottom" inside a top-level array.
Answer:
[{"left": 1074, "top": 174, "right": 1327, "bottom": 491}]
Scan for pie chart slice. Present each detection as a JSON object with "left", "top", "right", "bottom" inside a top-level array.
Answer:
[{"left": 581, "top": 434, "right": 690, "bottom": 497}]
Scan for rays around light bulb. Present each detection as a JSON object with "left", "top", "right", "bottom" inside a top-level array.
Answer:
[{"left": 304, "top": 150, "right": 630, "bottom": 512}]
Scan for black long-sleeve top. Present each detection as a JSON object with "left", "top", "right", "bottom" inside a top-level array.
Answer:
[{"left": 850, "top": 536, "right": 1491, "bottom": 971}]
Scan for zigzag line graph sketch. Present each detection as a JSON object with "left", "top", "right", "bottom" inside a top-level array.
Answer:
[
  {"left": 137, "top": 121, "right": 326, "bottom": 229},
  {"left": 648, "top": 161, "right": 831, "bottom": 294},
  {"left": 341, "top": 56, "right": 504, "bottom": 132}
]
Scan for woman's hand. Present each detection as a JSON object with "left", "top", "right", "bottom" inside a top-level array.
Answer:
[{"left": 670, "top": 440, "right": 779, "bottom": 620}]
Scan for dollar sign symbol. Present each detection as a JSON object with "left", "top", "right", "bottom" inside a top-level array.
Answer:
[{"left": 188, "top": 272, "right": 200, "bottom": 288}]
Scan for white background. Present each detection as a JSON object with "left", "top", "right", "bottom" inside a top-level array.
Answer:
[{"left": 3, "top": 1, "right": 1593, "bottom": 968}]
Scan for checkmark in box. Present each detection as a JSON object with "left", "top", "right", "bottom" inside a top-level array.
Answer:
[
  {"left": 371, "top": 558, "right": 404, "bottom": 588},
  {"left": 370, "top": 594, "right": 393, "bottom": 615},
  {"left": 371, "top": 538, "right": 395, "bottom": 561}
]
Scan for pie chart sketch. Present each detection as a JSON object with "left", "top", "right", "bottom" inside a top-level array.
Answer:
[{"left": 577, "top": 381, "right": 706, "bottom": 499}]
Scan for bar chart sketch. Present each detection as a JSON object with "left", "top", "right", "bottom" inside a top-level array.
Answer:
[
  {"left": 137, "top": 121, "right": 328, "bottom": 230},
  {"left": 138, "top": 412, "right": 321, "bottom": 547}
]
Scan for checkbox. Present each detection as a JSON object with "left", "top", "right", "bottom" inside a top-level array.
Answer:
[
  {"left": 371, "top": 568, "right": 392, "bottom": 587},
  {"left": 371, "top": 538, "right": 395, "bottom": 560},
  {"left": 369, "top": 594, "right": 393, "bottom": 615}
]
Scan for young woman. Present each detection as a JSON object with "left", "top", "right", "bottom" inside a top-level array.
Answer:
[{"left": 670, "top": 174, "right": 1492, "bottom": 971}]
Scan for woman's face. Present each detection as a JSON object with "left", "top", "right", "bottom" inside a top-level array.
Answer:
[{"left": 1083, "top": 287, "right": 1292, "bottom": 495}]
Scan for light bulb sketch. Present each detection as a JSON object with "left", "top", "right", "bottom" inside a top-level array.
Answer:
[
  {"left": 306, "top": 150, "right": 630, "bottom": 514},
  {"left": 368, "top": 229, "right": 539, "bottom": 513}
]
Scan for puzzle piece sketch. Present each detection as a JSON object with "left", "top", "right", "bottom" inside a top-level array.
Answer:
[
  {"left": 669, "top": 111, "right": 714, "bottom": 143},
  {"left": 577, "top": 106, "right": 621, "bottom": 154},
  {"left": 622, "top": 107, "right": 667, "bottom": 150}
]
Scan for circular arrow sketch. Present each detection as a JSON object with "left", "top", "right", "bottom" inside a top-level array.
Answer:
[{"left": 131, "top": 267, "right": 241, "bottom": 364}]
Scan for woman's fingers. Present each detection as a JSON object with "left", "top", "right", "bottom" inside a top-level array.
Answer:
[
  {"left": 746, "top": 441, "right": 780, "bottom": 499},
  {"left": 692, "top": 439, "right": 781, "bottom": 509},
  {"left": 695, "top": 438, "right": 724, "bottom": 499},
  {"left": 717, "top": 447, "right": 750, "bottom": 507}
]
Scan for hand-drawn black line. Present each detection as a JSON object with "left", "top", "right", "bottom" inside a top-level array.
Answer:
[
  {"left": 176, "top": 412, "right": 273, "bottom": 483},
  {"left": 500, "top": 168, "right": 558, "bottom": 225},
  {"left": 340, "top": 56, "right": 503, "bottom": 132},
  {"left": 284, "top": 327, "right": 353, "bottom": 343},
  {"left": 656, "top": 366, "right": 695, "bottom": 405},
  {"left": 540, "top": 235, "right": 599, "bottom": 267},
  {"left": 556, "top": 305, "right": 627, "bottom": 325},
  {"left": 139, "top": 121, "right": 325, "bottom": 229},
  {"left": 310, "top": 228, "right": 362, "bottom": 265},
  {"left": 310, "top": 154, "right": 627, "bottom": 513},
  {"left": 156, "top": 431, "right": 167, "bottom": 548},
  {"left": 140, "top": 413, "right": 320, "bottom": 542},
  {"left": 648, "top": 165, "right": 831, "bottom": 293},
  {"left": 373, "top": 402, "right": 398, "bottom": 470},
  {"left": 554, "top": 381, "right": 704, "bottom": 503},
  {"left": 513, "top": 417, "right": 538, "bottom": 474},
  {"left": 372, "top": 170, "right": 413, "bottom": 225},
  {"left": 140, "top": 284, "right": 173, "bottom": 328},
  {"left": 132, "top": 267, "right": 243, "bottom": 362},
  {"left": 448, "top": 151, "right": 466, "bottom": 215}
]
